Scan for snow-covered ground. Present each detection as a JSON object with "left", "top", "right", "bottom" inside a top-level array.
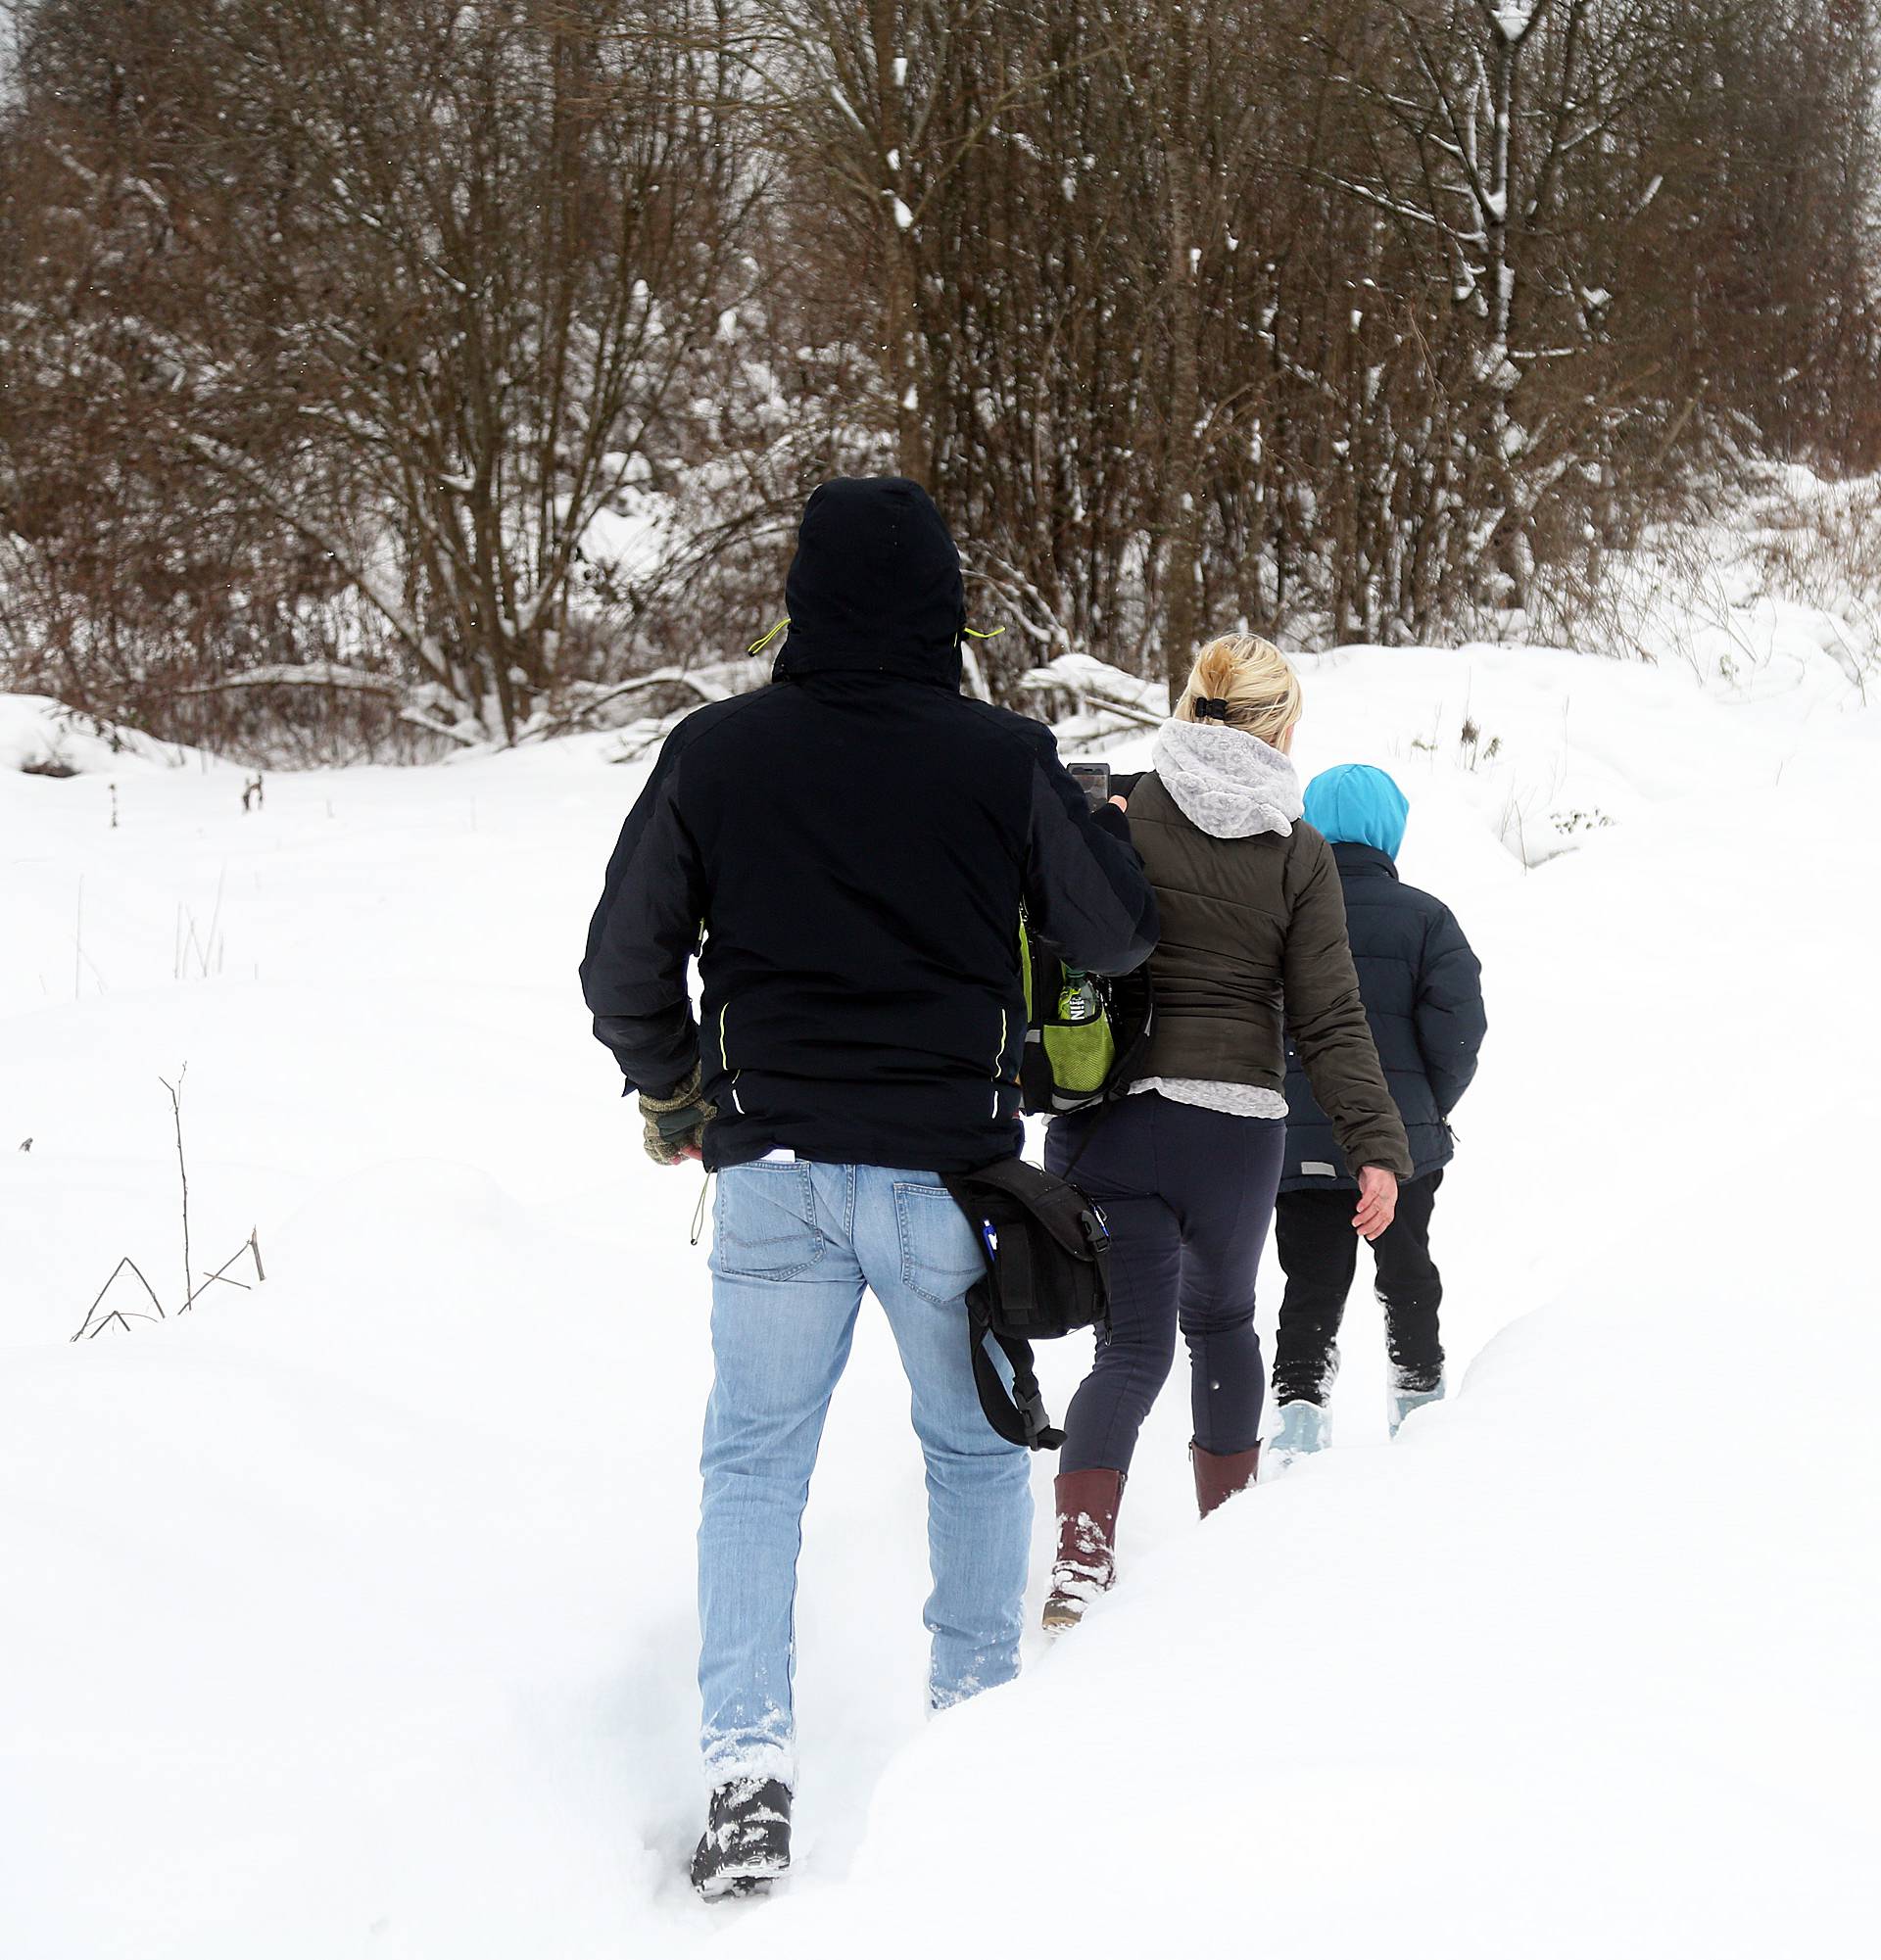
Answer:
[{"left": 3, "top": 634, "right": 1877, "bottom": 1957}]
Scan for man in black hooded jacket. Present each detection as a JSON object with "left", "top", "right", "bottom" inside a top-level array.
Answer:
[{"left": 580, "top": 477, "right": 1156, "bottom": 1899}]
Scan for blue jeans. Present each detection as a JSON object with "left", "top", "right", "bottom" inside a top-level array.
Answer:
[{"left": 699, "top": 1159, "right": 1033, "bottom": 1785}]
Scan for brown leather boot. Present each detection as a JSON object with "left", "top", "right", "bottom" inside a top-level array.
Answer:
[
  {"left": 1041, "top": 1468, "right": 1126, "bottom": 1632},
  {"left": 1191, "top": 1440, "right": 1261, "bottom": 1517}
]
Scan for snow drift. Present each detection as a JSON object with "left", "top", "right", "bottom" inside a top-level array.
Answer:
[{"left": 2, "top": 632, "right": 1876, "bottom": 1957}]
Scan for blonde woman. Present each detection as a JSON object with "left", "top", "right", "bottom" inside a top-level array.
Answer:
[{"left": 1042, "top": 636, "right": 1413, "bottom": 1630}]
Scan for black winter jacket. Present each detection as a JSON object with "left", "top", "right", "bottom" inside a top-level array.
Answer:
[
  {"left": 580, "top": 478, "right": 1159, "bottom": 1173},
  {"left": 1280, "top": 842, "right": 1485, "bottom": 1192}
]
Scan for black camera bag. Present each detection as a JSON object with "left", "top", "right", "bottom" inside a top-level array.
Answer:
[{"left": 941, "top": 1156, "right": 1112, "bottom": 1450}]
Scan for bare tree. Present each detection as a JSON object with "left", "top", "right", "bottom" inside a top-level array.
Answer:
[
  {"left": 4, "top": 0, "right": 755, "bottom": 743},
  {"left": 5, "top": 0, "right": 1877, "bottom": 741}
]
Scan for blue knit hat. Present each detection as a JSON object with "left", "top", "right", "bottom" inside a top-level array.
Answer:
[{"left": 1302, "top": 764, "right": 1410, "bottom": 859}]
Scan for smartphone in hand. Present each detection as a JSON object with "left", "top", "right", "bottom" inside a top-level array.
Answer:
[{"left": 1066, "top": 762, "right": 1112, "bottom": 812}]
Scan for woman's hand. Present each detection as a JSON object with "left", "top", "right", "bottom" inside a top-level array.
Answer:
[
  {"left": 1353, "top": 1166, "right": 1398, "bottom": 1241},
  {"left": 1108, "top": 793, "right": 1129, "bottom": 813}
]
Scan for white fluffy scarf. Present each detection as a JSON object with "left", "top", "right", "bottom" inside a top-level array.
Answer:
[{"left": 1150, "top": 718, "right": 1303, "bottom": 839}]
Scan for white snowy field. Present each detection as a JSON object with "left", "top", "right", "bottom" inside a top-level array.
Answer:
[{"left": 3, "top": 631, "right": 1878, "bottom": 1957}]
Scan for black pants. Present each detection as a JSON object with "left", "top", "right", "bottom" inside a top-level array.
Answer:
[
  {"left": 1045, "top": 1092, "right": 1284, "bottom": 1475},
  {"left": 1272, "top": 1171, "right": 1445, "bottom": 1405}
]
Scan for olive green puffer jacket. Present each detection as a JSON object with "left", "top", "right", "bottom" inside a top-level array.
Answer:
[{"left": 1127, "top": 759, "right": 1413, "bottom": 1177}]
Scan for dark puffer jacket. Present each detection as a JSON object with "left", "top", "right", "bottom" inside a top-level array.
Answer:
[
  {"left": 1125, "top": 769, "right": 1413, "bottom": 1179},
  {"left": 1280, "top": 842, "right": 1486, "bottom": 1192},
  {"left": 580, "top": 477, "right": 1158, "bottom": 1173}
]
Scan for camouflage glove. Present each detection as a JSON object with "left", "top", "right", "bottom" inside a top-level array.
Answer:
[{"left": 640, "top": 1066, "right": 716, "bottom": 1166}]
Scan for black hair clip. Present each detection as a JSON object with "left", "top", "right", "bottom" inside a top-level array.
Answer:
[{"left": 1194, "top": 696, "right": 1233, "bottom": 722}]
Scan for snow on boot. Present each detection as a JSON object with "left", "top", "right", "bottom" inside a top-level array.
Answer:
[
  {"left": 1386, "top": 1371, "right": 1446, "bottom": 1438},
  {"left": 1191, "top": 1440, "right": 1261, "bottom": 1517},
  {"left": 1263, "top": 1399, "right": 1329, "bottom": 1475},
  {"left": 1041, "top": 1468, "right": 1125, "bottom": 1633},
  {"left": 690, "top": 1777, "right": 792, "bottom": 1901}
]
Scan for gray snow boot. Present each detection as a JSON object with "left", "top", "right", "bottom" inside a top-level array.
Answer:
[
  {"left": 1386, "top": 1370, "right": 1446, "bottom": 1438},
  {"left": 1263, "top": 1400, "right": 1330, "bottom": 1475}
]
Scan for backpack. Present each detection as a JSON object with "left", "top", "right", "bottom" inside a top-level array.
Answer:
[
  {"left": 939, "top": 912, "right": 1152, "bottom": 1448},
  {"left": 940, "top": 1156, "right": 1113, "bottom": 1450},
  {"left": 1016, "top": 913, "right": 1156, "bottom": 1116}
]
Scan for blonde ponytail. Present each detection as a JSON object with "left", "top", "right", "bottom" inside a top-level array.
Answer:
[{"left": 1175, "top": 634, "right": 1302, "bottom": 750}]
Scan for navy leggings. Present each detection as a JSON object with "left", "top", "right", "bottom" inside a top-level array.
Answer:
[{"left": 1045, "top": 1091, "right": 1285, "bottom": 1475}]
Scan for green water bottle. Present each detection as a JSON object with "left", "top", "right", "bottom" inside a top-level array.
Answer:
[
  {"left": 1045, "top": 967, "right": 1115, "bottom": 1094},
  {"left": 1058, "top": 969, "right": 1101, "bottom": 1026}
]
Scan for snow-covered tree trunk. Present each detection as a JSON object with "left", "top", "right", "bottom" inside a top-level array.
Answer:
[
  {"left": 1479, "top": 0, "right": 1538, "bottom": 605},
  {"left": 1157, "top": 5, "right": 1205, "bottom": 703},
  {"left": 870, "top": 0, "right": 930, "bottom": 485}
]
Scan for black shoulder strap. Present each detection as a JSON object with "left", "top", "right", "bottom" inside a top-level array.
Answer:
[
  {"left": 1057, "top": 1092, "right": 1119, "bottom": 1180},
  {"left": 969, "top": 1296, "right": 1065, "bottom": 1452}
]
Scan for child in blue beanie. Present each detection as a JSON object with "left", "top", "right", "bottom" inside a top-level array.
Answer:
[{"left": 1269, "top": 765, "right": 1486, "bottom": 1461}]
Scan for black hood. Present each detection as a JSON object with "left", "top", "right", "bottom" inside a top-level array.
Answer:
[{"left": 773, "top": 477, "right": 966, "bottom": 689}]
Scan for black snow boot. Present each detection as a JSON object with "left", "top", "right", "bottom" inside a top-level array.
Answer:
[{"left": 690, "top": 1777, "right": 792, "bottom": 1901}]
